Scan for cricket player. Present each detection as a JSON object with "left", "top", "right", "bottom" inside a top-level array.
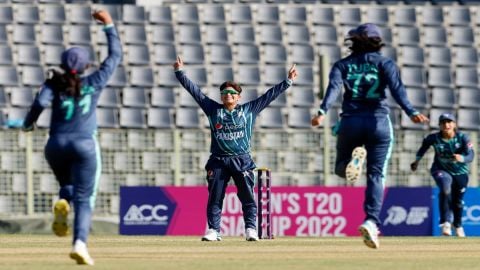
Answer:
[
  {"left": 174, "top": 56, "right": 297, "bottom": 241},
  {"left": 411, "top": 113, "right": 474, "bottom": 237},
  {"left": 22, "top": 10, "right": 122, "bottom": 265},
  {"left": 310, "top": 23, "right": 428, "bottom": 248}
]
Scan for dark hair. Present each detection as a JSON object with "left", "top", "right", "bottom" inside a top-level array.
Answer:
[
  {"left": 45, "top": 69, "right": 82, "bottom": 98},
  {"left": 219, "top": 81, "right": 242, "bottom": 94},
  {"left": 348, "top": 36, "right": 384, "bottom": 54}
]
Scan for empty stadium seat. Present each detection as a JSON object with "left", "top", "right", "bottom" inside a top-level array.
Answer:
[
  {"left": 262, "top": 65, "right": 287, "bottom": 85},
  {"left": 285, "top": 25, "right": 310, "bottom": 45},
  {"left": 230, "top": 25, "right": 255, "bottom": 45},
  {"left": 363, "top": 7, "right": 389, "bottom": 26},
  {"left": 121, "top": 25, "right": 148, "bottom": 45},
  {"left": 147, "top": 108, "right": 174, "bottom": 128},
  {"left": 0, "top": 45, "right": 13, "bottom": 66},
  {"left": 175, "top": 107, "right": 201, "bottom": 128},
  {"left": 458, "top": 87, "right": 480, "bottom": 109},
  {"left": 254, "top": 5, "right": 279, "bottom": 24},
  {"left": 261, "top": 44, "right": 287, "bottom": 65},
  {"left": 445, "top": 6, "right": 471, "bottom": 26},
  {"left": 450, "top": 27, "right": 475, "bottom": 47},
  {"left": 119, "top": 108, "right": 146, "bottom": 129},
  {"left": 289, "top": 87, "right": 315, "bottom": 107},
  {"left": 282, "top": 6, "right": 306, "bottom": 25},
  {"left": 156, "top": 66, "right": 179, "bottom": 87},
  {"left": 41, "top": 24, "right": 64, "bottom": 45},
  {"left": 395, "top": 26, "right": 420, "bottom": 46},
  {"left": 203, "top": 25, "right": 228, "bottom": 45},
  {"left": 227, "top": 5, "right": 252, "bottom": 24},
  {"left": 147, "top": 6, "right": 172, "bottom": 24},
  {"left": 289, "top": 44, "right": 314, "bottom": 65},
  {"left": 151, "top": 87, "right": 176, "bottom": 108},
  {"left": 182, "top": 67, "right": 207, "bottom": 86},
  {"left": 337, "top": 7, "right": 361, "bottom": 26},
  {"left": 257, "top": 25, "right": 283, "bottom": 45},
  {"left": 66, "top": 4, "right": 92, "bottom": 24},
  {"left": 287, "top": 107, "right": 312, "bottom": 129},
  {"left": 457, "top": 108, "right": 480, "bottom": 130},
  {"left": 427, "top": 67, "right": 452, "bottom": 88},
  {"left": 312, "top": 25, "right": 338, "bottom": 46},
  {"left": 179, "top": 44, "right": 205, "bottom": 64},
  {"left": 208, "top": 66, "right": 234, "bottom": 86},
  {"left": 400, "top": 66, "right": 426, "bottom": 88},
  {"left": 200, "top": 5, "right": 225, "bottom": 24},
  {"left": 419, "top": 6, "right": 443, "bottom": 26},
  {"left": 309, "top": 6, "right": 334, "bottom": 25},
  {"left": 430, "top": 87, "right": 456, "bottom": 109},
  {"left": 455, "top": 67, "right": 478, "bottom": 88},
  {"left": 122, "top": 87, "right": 148, "bottom": 108},
  {"left": 67, "top": 25, "right": 91, "bottom": 45},
  {"left": 107, "top": 66, "right": 128, "bottom": 87},
  {"left": 405, "top": 87, "right": 429, "bottom": 109},
  {"left": 174, "top": 4, "right": 199, "bottom": 24},
  {"left": 422, "top": 26, "right": 447, "bottom": 47},
  {"left": 177, "top": 24, "right": 202, "bottom": 45},
  {"left": 399, "top": 46, "right": 424, "bottom": 67},
  {"left": 452, "top": 47, "right": 478, "bottom": 67},
  {"left": 21, "top": 66, "right": 45, "bottom": 86},
  {"left": 0, "top": 66, "right": 19, "bottom": 86},
  {"left": 150, "top": 25, "right": 175, "bottom": 44},
  {"left": 257, "top": 107, "right": 285, "bottom": 129},
  {"left": 122, "top": 5, "right": 146, "bottom": 25},
  {"left": 153, "top": 44, "right": 176, "bottom": 65},
  {"left": 426, "top": 46, "right": 451, "bottom": 67},
  {"left": 12, "top": 25, "right": 36, "bottom": 44},
  {"left": 10, "top": 87, "right": 34, "bottom": 107},
  {"left": 207, "top": 44, "right": 232, "bottom": 64},
  {"left": 234, "top": 44, "right": 259, "bottom": 64},
  {"left": 130, "top": 66, "right": 155, "bottom": 87},
  {"left": 14, "top": 5, "right": 40, "bottom": 24},
  {"left": 125, "top": 45, "right": 150, "bottom": 66},
  {"left": 98, "top": 88, "right": 120, "bottom": 108},
  {"left": 41, "top": 5, "right": 66, "bottom": 24},
  {"left": 235, "top": 65, "right": 260, "bottom": 86},
  {"left": 0, "top": 6, "right": 13, "bottom": 24}
]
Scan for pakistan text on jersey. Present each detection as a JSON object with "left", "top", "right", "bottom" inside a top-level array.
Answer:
[{"left": 215, "top": 131, "right": 245, "bottom": 140}]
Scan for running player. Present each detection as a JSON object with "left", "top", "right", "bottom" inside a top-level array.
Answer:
[
  {"left": 174, "top": 56, "right": 297, "bottom": 241},
  {"left": 22, "top": 10, "right": 122, "bottom": 265},
  {"left": 310, "top": 23, "right": 428, "bottom": 248},
  {"left": 410, "top": 113, "right": 473, "bottom": 237}
]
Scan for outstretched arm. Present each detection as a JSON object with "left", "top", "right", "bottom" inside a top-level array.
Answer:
[
  {"left": 88, "top": 10, "right": 123, "bottom": 89},
  {"left": 411, "top": 135, "right": 432, "bottom": 171}
]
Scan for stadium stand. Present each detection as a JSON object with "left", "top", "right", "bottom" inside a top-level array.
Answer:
[{"left": 1, "top": 0, "right": 479, "bottom": 216}]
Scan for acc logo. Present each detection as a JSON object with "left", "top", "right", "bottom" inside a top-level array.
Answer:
[
  {"left": 123, "top": 204, "right": 169, "bottom": 225},
  {"left": 383, "top": 206, "right": 429, "bottom": 226},
  {"left": 462, "top": 205, "right": 480, "bottom": 224}
]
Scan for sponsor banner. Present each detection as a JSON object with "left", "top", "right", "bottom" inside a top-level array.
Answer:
[
  {"left": 119, "top": 186, "right": 366, "bottom": 236},
  {"left": 432, "top": 187, "right": 480, "bottom": 236},
  {"left": 379, "top": 187, "right": 432, "bottom": 236}
]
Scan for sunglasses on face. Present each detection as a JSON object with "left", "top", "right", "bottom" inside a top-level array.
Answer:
[{"left": 220, "top": 89, "right": 239, "bottom": 95}]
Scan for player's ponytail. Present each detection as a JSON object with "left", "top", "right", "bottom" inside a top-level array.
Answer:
[{"left": 45, "top": 69, "right": 82, "bottom": 98}]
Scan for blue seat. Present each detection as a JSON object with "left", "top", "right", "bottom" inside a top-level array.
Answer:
[
  {"left": 151, "top": 25, "right": 175, "bottom": 44},
  {"left": 122, "top": 5, "right": 146, "bottom": 25},
  {"left": 147, "top": 6, "right": 172, "bottom": 24},
  {"left": 122, "top": 87, "right": 148, "bottom": 108},
  {"left": 98, "top": 88, "right": 120, "bottom": 108},
  {"left": 207, "top": 44, "right": 232, "bottom": 64},
  {"left": 147, "top": 108, "right": 174, "bottom": 129},
  {"left": 234, "top": 44, "right": 259, "bottom": 64},
  {"left": 201, "top": 5, "right": 225, "bottom": 24},
  {"left": 119, "top": 108, "right": 146, "bottom": 129},
  {"left": 175, "top": 107, "right": 201, "bottom": 128},
  {"left": 261, "top": 44, "right": 287, "bottom": 65},
  {"left": 287, "top": 107, "right": 312, "bottom": 128},
  {"left": 153, "top": 44, "right": 176, "bottom": 65},
  {"left": 151, "top": 87, "right": 175, "bottom": 108}
]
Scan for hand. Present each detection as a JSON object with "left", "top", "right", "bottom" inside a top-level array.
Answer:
[
  {"left": 410, "top": 113, "right": 429, "bottom": 124},
  {"left": 92, "top": 10, "right": 113, "bottom": 25},
  {"left": 288, "top": 64, "right": 297, "bottom": 81},
  {"left": 410, "top": 161, "right": 419, "bottom": 171},
  {"left": 311, "top": 115, "right": 324, "bottom": 127},
  {"left": 452, "top": 154, "right": 463, "bottom": 162},
  {"left": 173, "top": 56, "right": 184, "bottom": 70}
]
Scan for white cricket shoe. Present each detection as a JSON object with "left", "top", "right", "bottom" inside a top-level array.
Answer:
[
  {"left": 245, "top": 228, "right": 259, "bottom": 241},
  {"left": 441, "top": 222, "right": 452, "bottom": 236},
  {"left": 70, "top": 239, "right": 94, "bottom": 266},
  {"left": 201, "top": 229, "right": 222, "bottom": 241},
  {"left": 346, "top": 147, "right": 367, "bottom": 183},
  {"left": 358, "top": 220, "right": 380, "bottom": 249},
  {"left": 52, "top": 199, "right": 70, "bottom": 237},
  {"left": 455, "top": 227, "right": 466, "bottom": 238}
]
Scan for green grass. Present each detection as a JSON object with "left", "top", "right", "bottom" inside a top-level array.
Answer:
[{"left": 0, "top": 235, "right": 479, "bottom": 270}]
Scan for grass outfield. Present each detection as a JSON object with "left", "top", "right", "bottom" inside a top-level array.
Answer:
[{"left": 0, "top": 235, "right": 478, "bottom": 270}]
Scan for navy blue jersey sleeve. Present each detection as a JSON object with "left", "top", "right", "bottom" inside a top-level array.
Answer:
[
  {"left": 415, "top": 134, "right": 434, "bottom": 160},
  {"left": 23, "top": 85, "right": 54, "bottom": 129},
  {"left": 246, "top": 79, "right": 292, "bottom": 115},
  {"left": 383, "top": 59, "right": 418, "bottom": 117},
  {"left": 175, "top": 70, "right": 217, "bottom": 114},
  {"left": 460, "top": 133, "right": 474, "bottom": 163},
  {"left": 85, "top": 26, "right": 122, "bottom": 91},
  {"left": 318, "top": 62, "right": 343, "bottom": 115}
]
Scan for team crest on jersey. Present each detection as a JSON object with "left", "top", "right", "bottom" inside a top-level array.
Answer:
[
  {"left": 455, "top": 143, "right": 460, "bottom": 148},
  {"left": 215, "top": 123, "right": 223, "bottom": 129}
]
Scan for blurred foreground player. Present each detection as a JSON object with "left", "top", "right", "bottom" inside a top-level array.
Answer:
[
  {"left": 310, "top": 23, "right": 428, "bottom": 248},
  {"left": 22, "top": 10, "right": 122, "bottom": 265}
]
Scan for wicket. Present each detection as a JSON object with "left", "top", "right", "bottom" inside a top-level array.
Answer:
[{"left": 257, "top": 168, "right": 273, "bottom": 239}]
